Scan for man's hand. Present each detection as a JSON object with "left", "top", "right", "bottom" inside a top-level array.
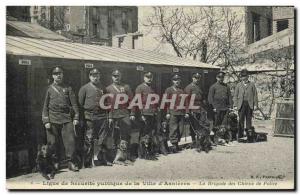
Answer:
[
  {"left": 166, "top": 114, "right": 171, "bottom": 120},
  {"left": 213, "top": 108, "right": 217, "bottom": 112},
  {"left": 141, "top": 115, "right": 146, "bottom": 122},
  {"left": 45, "top": 123, "right": 51, "bottom": 129},
  {"left": 108, "top": 118, "right": 113, "bottom": 127},
  {"left": 184, "top": 113, "right": 189, "bottom": 119},
  {"left": 130, "top": 116, "right": 135, "bottom": 121},
  {"left": 73, "top": 120, "right": 79, "bottom": 126}
]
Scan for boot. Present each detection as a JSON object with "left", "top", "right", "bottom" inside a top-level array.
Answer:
[
  {"left": 68, "top": 162, "right": 79, "bottom": 172},
  {"left": 171, "top": 143, "right": 180, "bottom": 153}
]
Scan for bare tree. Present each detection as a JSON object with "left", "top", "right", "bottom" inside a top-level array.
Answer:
[{"left": 143, "top": 6, "right": 245, "bottom": 67}]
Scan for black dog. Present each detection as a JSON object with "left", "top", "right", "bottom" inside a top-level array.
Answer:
[
  {"left": 153, "top": 121, "right": 169, "bottom": 155},
  {"left": 189, "top": 113, "right": 212, "bottom": 153},
  {"left": 138, "top": 135, "right": 158, "bottom": 160},
  {"left": 246, "top": 126, "right": 268, "bottom": 143},
  {"left": 95, "top": 143, "right": 113, "bottom": 166},
  {"left": 82, "top": 133, "right": 94, "bottom": 168},
  {"left": 36, "top": 144, "right": 58, "bottom": 180}
]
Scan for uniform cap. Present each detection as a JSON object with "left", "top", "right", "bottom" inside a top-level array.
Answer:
[
  {"left": 240, "top": 69, "right": 249, "bottom": 77},
  {"left": 172, "top": 74, "right": 181, "bottom": 80},
  {"left": 217, "top": 71, "right": 225, "bottom": 78},
  {"left": 144, "top": 71, "right": 153, "bottom": 78},
  {"left": 89, "top": 68, "right": 100, "bottom": 75},
  {"left": 192, "top": 72, "right": 201, "bottom": 79},
  {"left": 52, "top": 67, "right": 63, "bottom": 74},
  {"left": 112, "top": 69, "right": 121, "bottom": 76}
]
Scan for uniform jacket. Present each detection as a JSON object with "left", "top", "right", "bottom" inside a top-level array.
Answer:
[
  {"left": 78, "top": 82, "right": 106, "bottom": 120},
  {"left": 106, "top": 83, "right": 134, "bottom": 119},
  {"left": 135, "top": 82, "right": 157, "bottom": 116},
  {"left": 42, "top": 83, "right": 79, "bottom": 124},
  {"left": 164, "top": 86, "right": 187, "bottom": 116},
  {"left": 184, "top": 82, "right": 204, "bottom": 113},
  {"left": 208, "top": 82, "right": 232, "bottom": 111},
  {"left": 233, "top": 81, "right": 258, "bottom": 110}
]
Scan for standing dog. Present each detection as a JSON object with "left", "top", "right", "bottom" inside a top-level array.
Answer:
[
  {"left": 36, "top": 144, "right": 58, "bottom": 180},
  {"left": 113, "top": 140, "right": 133, "bottom": 166}
]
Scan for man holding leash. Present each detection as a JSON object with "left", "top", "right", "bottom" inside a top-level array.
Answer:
[
  {"left": 78, "top": 68, "right": 110, "bottom": 167},
  {"left": 135, "top": 71, "right": 158, "bottom": 138},
  {"left": 42, "top": 67, "right": 80, "bottom": 172}
]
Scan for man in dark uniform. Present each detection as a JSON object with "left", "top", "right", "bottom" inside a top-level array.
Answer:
[
  {"left": 135, "top": 72, "right": 158, "bottom": 138},
  {"left": 106, "top": 70, "right": 135, "bottom": 148},
  {"left": 208, "top": 71, "right": 232, "bottom": 130},
  {"left": 42, "top": 67, "right": 79, "bottom": 172},
  {"left": 184, "top": 72, "right": 207, "bottom": 148},
  {"left": 78, "top": 68, "right": 109, "bottom": 167},
  {"left": 165, "top": 74, "right": 189, "bottom": 153}
]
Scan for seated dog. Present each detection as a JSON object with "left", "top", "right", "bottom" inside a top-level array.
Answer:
[
  {"left": 227, "top": 111, "right": 238, "bottom": 140},
  {"left": 113, "top": 140, "right": 133, "bottom": 166},
  {"left": 195, "top": 133, "right": 212, "bottom": 153},
  {"left": 95, "top": 143, "right": 113, "bottom": 166},
  {"left": 36, "top": 144, "right": 58, "bottom": 180},
  {"left": 82, "top": 133, "right": 94, "bottom": 168},
  {"left": 138, "top": 135, "right": 158, "bottom": 160},
  {"left": 189, "top": 113, "right": 212, "bottom": 153},
  {"left": 153, "top": 121, "right": 169, "bottom": 155}
]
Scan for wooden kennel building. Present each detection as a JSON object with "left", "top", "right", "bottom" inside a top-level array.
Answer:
[{"left": 6, "top": 35, "right": 219, "bottom": 176}]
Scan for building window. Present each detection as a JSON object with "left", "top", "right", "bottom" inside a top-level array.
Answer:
[
  {"left": 252, "top": 12, "right": 260, "bottom": 42},
  {"left": 118, "top": 37, "right": 124, "bottom": 48},
  {"left": 92, "top": 7, "right": 97, "bottom": 19},
  {"left": 267, "top": 18, "right": 272, "bottom": 36},
  {"left": 122, "top": 11, "right": 128, "bottom": 32},
  {"left": 277, "top": 19, "right": 289, "bottom": 32},
  {"left": 93, "top": 23, "right": 98, "bottom": 36}
]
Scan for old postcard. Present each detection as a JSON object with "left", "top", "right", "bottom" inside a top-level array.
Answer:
[{"left": 6, "top": 6, "right": 295, "bottom": 190}]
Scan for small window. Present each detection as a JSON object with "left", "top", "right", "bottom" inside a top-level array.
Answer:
[
  {"left": 267, "top": 18, "right": 272, "bottom": 36},
  {"left": 92, "top": 7, "right": 97, "bottom": 18},
  {"left": 252, "top": 12, "right": 260, "bottom": 42},
  {"left": 118, "top": 37, "right": 124, "bottom": 48},
  {"left": 277, "top": 20, "right": 289, "bottom": 32},
  {"left": 93, "top": 23, "right": 98, "bottom": 36}
]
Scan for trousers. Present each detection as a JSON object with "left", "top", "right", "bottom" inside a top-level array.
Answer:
[
  {"left": 46, "top": 122, "right": 76, "bottom": 162},
  {"left": 238, "top": 101, "right": 253, "bottom": 137}
]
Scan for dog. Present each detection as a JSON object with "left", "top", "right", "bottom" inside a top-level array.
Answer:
[
  {"left": 153, "top": 121, "right": 169, "bottom": 155},
  {"left": 82, "top": 133, "right": 94, "bottom": 168},
  {"left": 36, "top": 144, "right": 58, "bottom": 180},
  {"left": 138, "top": 135, "right": 158, "bottom": 160},
  {"left": 95, "top": 143, "right": 113, "bottom": 166},
  {"left": 189, "top": 113, "right": 212, "bottom": 153},
  {"left": 113, "top": 140, "right": 133, "bottom": 166},
  {"left": 227, "top": 111, "right": 238, "bottom": 140},
  {"left": 195, "top": 132, "right": 212, "bottom": 153},
  {"left": 246, "top": 126, "right": 268, "bottom": 143}
]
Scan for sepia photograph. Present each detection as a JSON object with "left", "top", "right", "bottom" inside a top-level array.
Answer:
[{"left": 5, "top": 5, "right": 295, "bottom": 190}]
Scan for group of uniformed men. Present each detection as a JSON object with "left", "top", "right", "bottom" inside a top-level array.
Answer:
[{"left": 42, "top": 66, "right": 258, "bottom": 172}]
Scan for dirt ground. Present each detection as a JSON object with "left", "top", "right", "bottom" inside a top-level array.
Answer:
[{"left": 6, "top": 120, "right": 294, "bottom": 189}]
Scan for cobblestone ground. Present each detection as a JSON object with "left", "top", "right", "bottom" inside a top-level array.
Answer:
[{"left": 7, "top": 120, "right": 294, "bottom": 189}]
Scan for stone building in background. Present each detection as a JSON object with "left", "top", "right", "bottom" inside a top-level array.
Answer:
[{"left": 28, "top": 6, "right": 138, "bottom": 45}]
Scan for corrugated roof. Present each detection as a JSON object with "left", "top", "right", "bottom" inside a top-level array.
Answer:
[
  {"left": 7, "top": 21, "right": 69, "bottom": 41},
  {"left": 6, "top": 36, "right": 219, "bottom": 69}
]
